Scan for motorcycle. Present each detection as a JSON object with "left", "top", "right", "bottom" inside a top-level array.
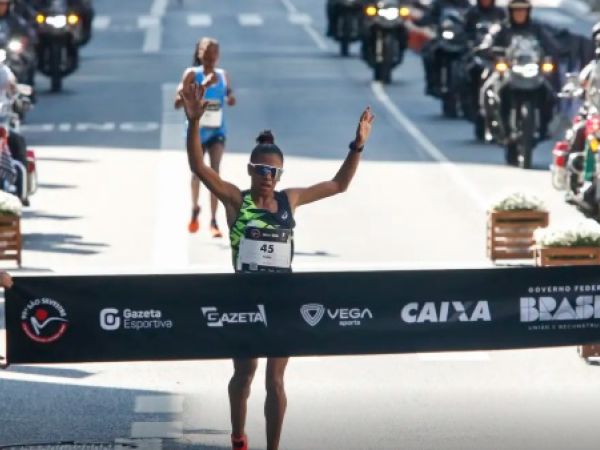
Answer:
[
  {"left": 483, "top": 35, "right": 556, "bottom": 169},
  {"left": 0, "top": 91, "right": 37, "bottom": 206},
  {"left": 0, "top": 20, "right": 36, "bottom": 86},
  {"left": 454, "top": 21, "right": 498, "bottom": 130},
  {"left": 329, "top": 0, "right": 364, "bottom": 57},
  {"left": 361, "top": 0, "right": 411, "bottom": 83},
  {"left": 433, "top": 8, "right": 467, "bottom": 117},
  {"left": 34, "top": 0, "right": 80, "bottom": 92}
]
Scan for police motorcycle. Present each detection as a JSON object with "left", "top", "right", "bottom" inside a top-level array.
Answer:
[
  {"left": 361, "top": 0, "right": 411, "bottom": 83},
  {"left": 34, "top": 0, "right": 81, "bottom": 92},
  {"left": 0, "top": 64, "right": 37, "bottom": 204},
  {"left": 329, "top": 0, "right": 365, "bottom": 56},
  {"left": 482, "top": 35, "right": 555, "bottom": 169},
  {"left": 552, "top": 70, "right": 600, "bottom": 215},
  {"left": 0, "top": 15, "right": 35, "bottom": 86},
  {"left": 454, "top": 21, "right": 497, "bottom": 126},
  {"left": 432, "top": 7, "right": 467, "bottom": 117}
]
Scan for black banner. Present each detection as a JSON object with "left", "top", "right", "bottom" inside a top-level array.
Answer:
[{"left": 5, "top": 266, "right": 600, "bottom": 364}]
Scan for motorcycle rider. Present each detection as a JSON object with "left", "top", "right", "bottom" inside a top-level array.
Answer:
[
  {"left": 326, "top": 0, "right": 368, "bottom": 37},
  {"left": 464, "top": 0, "right": 505, "bottom": 42},
  {"left": 0, "top": 0, "right": 36, "bottom": 87},
  {"left": 478, "top": 0, "right": 562, "bottom": 142},
  {"left": 417, "top": 0, "right": 471, "bottom": 96}
]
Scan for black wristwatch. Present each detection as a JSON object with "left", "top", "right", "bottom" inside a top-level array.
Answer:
[{"left": 349, "top": 140, "right": 364, "bottom": 153}]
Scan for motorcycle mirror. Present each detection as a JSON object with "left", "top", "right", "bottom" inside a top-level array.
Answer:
[{"left": 16, "top": 84, "right": 32, "bottom": 97}]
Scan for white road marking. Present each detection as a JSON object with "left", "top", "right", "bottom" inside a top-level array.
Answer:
[
  {"left": 21, "top": 122, "right": 160, "bottom": 133},
  {"left": 92, "top": 15, "right": 111, "bottom": 30},
  {"left": 289, "top": 13, "right": 313, "bottom": 25},
  {"left": 131, "top": 421, "right": 183, "bottom": 439},
  {"left": 238, "top": 13, "right": 264, "bottom": 27},
  {"left": 135, "top": 395, "right": 184, "bottom": 413},
  {"left": 150, "top": 0, "right": 169, "bottom": 17},
  {"left": 371, "top": 82, "right": 488, "bottom": 211},
  {"left": 138, "top": 15, "right": 160, "bottom": 28},
  {"left": 278, "top": 0, "right": 329, "bottom": 51},
  {"left": 142, "top": 0, "right": 167, "bottom": 53},
  {"left": 187, "top": 14, "right": 212, "bottom": 27},
  {"left": 417, "top": 352, "right": 491, "bottom": 362},
  {"left": 280, "top": 0, "right": 298, "bottom": 14}
]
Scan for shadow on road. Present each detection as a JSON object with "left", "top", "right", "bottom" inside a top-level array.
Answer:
[
  {"left": 23, "top": 233, "right": 108, "bottom": 255},
  {"left": 23, "top": 211, "right": 82, "bottom": 221}
]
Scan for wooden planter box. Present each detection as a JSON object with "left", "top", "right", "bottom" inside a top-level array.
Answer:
[
  {"left": 534, "top": 245, "right": 600, "bottom": 362},
  {"left": 533, "top": 246, "right": 600, "bottom": 266},
  {"left": 487, "top": 210, "right": 549, "bottom": 261},
  {"left": 0, "top": 214, "right": 21, "bottom": 267}
]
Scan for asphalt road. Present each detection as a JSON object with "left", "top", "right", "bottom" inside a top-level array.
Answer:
[{"left": 1, "top": 0, "right": 599, "bottom": 449}]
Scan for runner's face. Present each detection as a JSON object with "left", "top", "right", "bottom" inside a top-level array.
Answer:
[
  {"left": 479, "top": 0, "right": 492, "bottom": 9},
  {"left": 249, "top": 153, "right": 284, "bottom": 195},
  {"left": 0, "top": 3, "right": 8, "bottom": 16},
  {"left": 199, "top": 43, "right": 219, "bottom": 68}
]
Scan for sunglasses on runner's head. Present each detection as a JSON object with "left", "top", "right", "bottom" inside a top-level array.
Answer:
[{"left": 249, "top": 163, "right": 283, "bottom": 180}]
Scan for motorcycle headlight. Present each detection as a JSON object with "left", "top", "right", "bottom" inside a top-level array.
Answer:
[
  {"left": 513, "top": 63, "right": 539, "bottom": 78},
  {"left": 35, "top": 14, "right": 45, "bottom": 24},
  {"left": 378, "top": 7, "right": 399, "bottom": 20},
  {"left": 365, "top": 5, "right": 378, "bottom": 16},
  {"left": 495, "top": 61, "right": 509, "bottom": 73},
  {"left": 46, "top": 15, "right": 67, "bottom": 28},
  {"left": 67, "top": 14, "right": 80, "bottom": 25},
  {"left": 542, "top": 62, "right": 554, "bottom": 73},
  {"left": 442, "top": 30, "right": 455, "bottom": 40},
  {"left": 7, "top": 39, "right": 23, "bottom": 53},
  {"left": 399, "top": 7, "right": 411, "bottom": 18}
]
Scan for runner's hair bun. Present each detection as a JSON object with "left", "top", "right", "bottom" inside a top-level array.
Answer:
[{"left": 256, "top": 130, "right": 275, "bottom": 144}]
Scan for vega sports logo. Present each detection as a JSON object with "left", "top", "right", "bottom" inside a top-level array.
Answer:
[
  {"left": 21, "top": 298, "right": 68, "bottom": 344},
  {"left": 300, "top": 303, "right": 373, "bottom": 327}
]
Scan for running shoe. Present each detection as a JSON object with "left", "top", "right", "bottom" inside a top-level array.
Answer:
[
  {"left": 188, "top": 206, "right": 200, "bottom": 233},
  {"left": 231, "top": 434, "right": 248, "bottom": 450},
  {"left": 210, "top": 219, "right": 223, "bottom": 238}
]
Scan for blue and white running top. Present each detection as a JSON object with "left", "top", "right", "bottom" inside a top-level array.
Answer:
[{"left": 194, "top": 66, "right": 228, "bottom": 145}]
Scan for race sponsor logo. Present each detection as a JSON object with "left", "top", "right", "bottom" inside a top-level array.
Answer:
[
  {"left": 99, "top": 308, "right": 173, "bottom": 331},
  {"left": 201, "top": 305, "right": 268, "bottom": 328},
  {"left": 21, "top": 298, "right": 68, "bottom": 343},
  {"left": 300, "top": 303, "right": 373, "bottom": 327},
  {"left": 401, "top": 301, "right": 491, "bottom": 323},
  {"left": 520, "top": 295, "right": 600, "bottom": 322}
]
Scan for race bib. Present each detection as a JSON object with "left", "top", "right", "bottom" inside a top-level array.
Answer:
[
  {"left": 199, "top": 100, "right": 223, "bottom": 128},
  {"left": 237, "top": 227, "right": 292, "bottom": 272}
]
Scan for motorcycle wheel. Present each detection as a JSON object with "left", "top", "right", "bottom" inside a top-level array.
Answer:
[
  {"left": 474, "top": 114, "right": 485, "bottom": 142},
  {"left": 340, "top": 39, "right": 350, "bottom": 57},
  {"left": 517, "top": 102, "right": 535, "bottom": 170},
  {"left": 442, "top": 93, "right": 458, "bottom": 118},
  {"left": 50, "top": 44, "right": 62, "bottom": 93},
  {"left": 505, "top": 142, "right": 518, "bottom": 166}
]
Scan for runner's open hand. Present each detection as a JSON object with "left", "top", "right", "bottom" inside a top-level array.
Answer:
[
  {"left": 180, "top": 72, "right": 217, "bottom": 121},
  {"left": 355, "top": 106, "right": 375, "bottom": 149}
]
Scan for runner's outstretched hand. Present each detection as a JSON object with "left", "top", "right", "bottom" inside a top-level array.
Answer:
[
  {"left": 355, "top": 106, "right": 375, "bottom": 148},
  {"left": 180, "top": 72, "right": 217, "bottom": 121}
]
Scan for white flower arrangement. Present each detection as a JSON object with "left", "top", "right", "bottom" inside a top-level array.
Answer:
[
  {"left": 534, "top": 220, "right": 600, "bottom": 248},
  {"left": 491, "top": 191, "right": 546, "bottom": 212},
  {"left": 0, "top": 191, "right": 21, "bottom": 217}
]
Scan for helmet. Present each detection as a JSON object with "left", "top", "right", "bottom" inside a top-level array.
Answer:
[{"left": 508, "top": 0, "right": 531, "bottom": 9}]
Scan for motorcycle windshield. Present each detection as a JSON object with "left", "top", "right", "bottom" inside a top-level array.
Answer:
[{"left": 507, "top": 35, "right": 542, "bottom": 65}]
